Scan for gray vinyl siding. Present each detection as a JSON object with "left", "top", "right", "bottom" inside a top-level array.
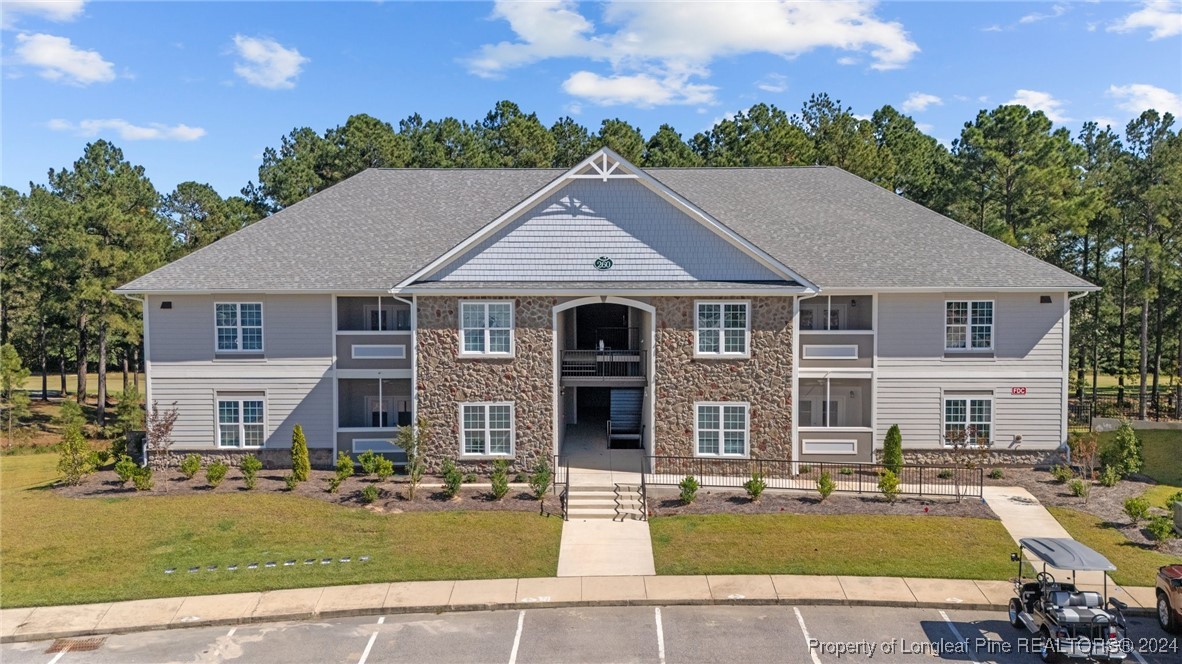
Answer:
[
  {"left": 431, "top": 179, "right": 780, "bottom": 283},
  {"left": 149, "top": 294, "right": 332, "bottom": 363}
]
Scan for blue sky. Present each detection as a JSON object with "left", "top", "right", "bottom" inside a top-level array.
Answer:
[{"left": 3, "top": 1, "right": 1181, "bottom": 200}]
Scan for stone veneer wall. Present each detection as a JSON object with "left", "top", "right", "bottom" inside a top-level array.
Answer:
[
  {"left": 651, "top": 297, "right": 794, "bottom": 469},
  {"left": 148, "top": 448, "right": 333, "bottom": 470},
  {"left": 897, "top": 448, "right": 1062, "bottom": 467},
  {"left": 415, "top": 296, "right": 554, "bottom": 474}
]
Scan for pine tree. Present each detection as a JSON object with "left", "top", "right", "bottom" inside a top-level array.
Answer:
[
  {"left": 882, "top": 424, "right": 904, "bottom": 475},
  {"left": 290, "top": 424, "right": 311, "bottom": 481}
]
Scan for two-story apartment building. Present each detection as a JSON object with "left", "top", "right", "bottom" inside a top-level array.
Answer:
[{"left": 117, "top": 149, "right": 1095, "bottom": 471}]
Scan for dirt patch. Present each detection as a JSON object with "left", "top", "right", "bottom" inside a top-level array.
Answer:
[
  {"left": 647, "top": 487, "right": 998, "bottom": 519},
  {"left": 54, "top": 467, "right": 561, "bottom": 516}
]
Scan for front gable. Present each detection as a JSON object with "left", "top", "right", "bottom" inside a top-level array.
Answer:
[{"left": 404, "top": 149, "right": 815, "bottom": 289}]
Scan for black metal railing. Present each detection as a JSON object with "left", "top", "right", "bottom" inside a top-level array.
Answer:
[
  {"left": 552, "top": 453, "right": 570, "bottom": 521},
  {"left": 560, "top": 349, "right": 647, "bottom": 379},
  {"left": 645, "top": 456, "right": 984, "bottom": 500},
  {"left": 638, "top": 451, "right": 648, "bottom": 521},
  {"left": 1069, "top": 393, "right": 1180, "bottom": 426}
]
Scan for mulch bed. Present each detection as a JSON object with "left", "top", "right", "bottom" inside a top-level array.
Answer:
[
  {"left": 54, "top": 467, "right": 560, "bottom": 515},
  {"left": 647, "top": 487, "right": 998, "bottom": 519}
]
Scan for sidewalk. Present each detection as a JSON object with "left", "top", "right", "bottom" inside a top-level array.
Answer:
[{"left": 0, "top": 574, "right": 1157, "bottom": 644}]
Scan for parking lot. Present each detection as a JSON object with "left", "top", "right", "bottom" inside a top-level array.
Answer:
[{"left": 2, "top": 604, "right": 1178, "bottom": 664}]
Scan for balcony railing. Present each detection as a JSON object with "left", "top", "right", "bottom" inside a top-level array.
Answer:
[{"left": 560, "top": 349, "right": 646, "bottom": 379}]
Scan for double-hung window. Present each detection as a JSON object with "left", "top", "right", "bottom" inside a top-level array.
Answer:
[
  {"left": 460, "top": 301, "right": 513, "bottom": 355},
  {"left": 696, "top": 403, "right": 749, "bottom": 457},
  {"left": 945, "top": 300, "right": 993, "bottom": 351},
  {"left": 696, "top": 302, "right": 749, "bottom": 356},
  {"left": 216, "top": 302, "right": 263, "bottom": 352},
  {"left": 943, "top": 397, "right": 992, "bottom": 446},
  {"left": 460, "top": 403, "right": 513, "bottom": 456},
  {"left": 218, "top": 397, "right": 265, "bottom": 447}
]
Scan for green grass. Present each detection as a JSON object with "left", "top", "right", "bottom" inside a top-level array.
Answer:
[
  {"left": 1047, "top": 507, "right": 1173, "bottom": 588},
  {"left": 0, "top": 454, "right": 561, "bottom": 608},
  {"left": 649, "top": 514, "right": 1016, "bottom": 580},
  {"left": 1140, "top": 484, "right": 1182, "bottom": 510},
  {"left": 19, "top": 372, "right": 145, "bottom": 397}
]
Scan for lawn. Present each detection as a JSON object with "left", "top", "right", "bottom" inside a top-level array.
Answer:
[
  {"left": 649, "top": 513, "right": 1015, "bottom": 580},
  {"left": 19, "top": 372, "right": 145, "bottom": 397},
  {"left": 1047, "top": 507, "right": 1175, "bottom": 588},
  {"left": 1127, "top": 429, "right": 1182, "bottom": 486},
  {"left": 0, "top": 454, "right": 562, "bottom": 608}
]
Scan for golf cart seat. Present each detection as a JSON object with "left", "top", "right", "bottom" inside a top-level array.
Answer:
[{"left": 1051, "top": 591, "right": 1103, "bottom": 609}]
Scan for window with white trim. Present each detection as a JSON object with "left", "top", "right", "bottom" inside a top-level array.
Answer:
[
  {"left": 696, "top": 403, "right": 749, "bottom": 457},
  {"left": 943, "top": 397, "right": 992, "bottom": 447},
  {"left": 696, "top": 302, "right": 749, "bottom": 356},
  {"left": 460, "top": 403, "right": 513, "bottom": 456},
  {"left": 945, "top": 300, "right": 993, "bottom": 351},
  {"left": 216, "top": 302, "right": 263, "bottom": 352},
  {"left": 217, "top": 397, "right": 265, "bottom": 447},
  {"left": 460, "top": 302, "right": 513, "bottom": 355}
]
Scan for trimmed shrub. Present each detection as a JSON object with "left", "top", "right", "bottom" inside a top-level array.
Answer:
[
  {"left": 374, "top": 457, "right": 394, "bottom": 482},
  {"left": 463, "top": 473, "right": 477, "bottom": 484},
  {"left": 882, "top": 424, "right": 903, "bottom": 476},
  {"left": 1123, "top": 497, "right": 1150, "bottom": 524},
  {"left": 326, "top": 476, "right": 343, "bottom": 493},
  {"left": 744, "top": 472, "right": 766, "bottom": 501},
  {"left": 988, "top": 468, "right": 1005, "bottom": 480},
  {"left": 205, "top": 460, "right": 228, "bottom": 487},
  {"left": 1050, "top": 465, "right": 1074, "bottom": 484},
  {"left": 816, "top": 471, "right": 835, "bottom": 502},
  {"left": 132, "top": 467, "right": 153, "bottom": 491},
  {"left": 283, "top": 474, "right": 299, "bottom": 491},
  {"left": 240, "top": 454, "right": 263, "bottom": 490},
  {"left": 290, "top": 424, "right": 310, "bottom": 482},
  {"left": 180, "top": 453, "right": 201, "bottom": 480},
  {"left": 490, "top": 459, "right": 510, "bottom": 501},
  {"left": 937, "top": 469, "right": 954, "bottom": 480},
  {"left": 839, "top": 466, "right": 853, "bottom": 476},
  {"left": 529, "top": 459, "right": 552, "bottom": 500},
  {"left": 357, "top": 450, "right": 379, "bottom": 476},
  {"left": 1069, "top": 479, "right": 1090, "bottom": 500},
  {"left": 1147, "top": 516, "right": 1177, "bottom": 547},
  {"left": 1101, "top": 422, "right": 1143, "bottom": 477},
  {"left": 441, "top": 459, "right": 462, "bottom": 499},
  {"left": 1099, "top": 465, "right": 1120, "bottom": 487},
  {"left": 57, "top": 424, "right": 95, "bottom": 486},
  {"left": 360, "top": 485, "right": 379, "bottom": 504},
  {"left": 679, "top": 475, "right": 699, "bottom": 504},
  {"left": 114, "top": 455, "right": 138, "bottom": 485},
  {"left": 798, "top": 465, "right": 811, "bottom": 475},
  {"left": 335, "top": 451, "right": 355, "bottom": 480},
  {"left": 878, "top": 469, "right": 900, "bottom": 503}
]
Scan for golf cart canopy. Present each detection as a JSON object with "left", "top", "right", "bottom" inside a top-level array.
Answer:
[{"left": 1019, "top": 538, "right": 1116, "bottom": 572}]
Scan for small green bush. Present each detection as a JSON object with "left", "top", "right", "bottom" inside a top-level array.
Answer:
[
  {"left": 441, "top": 459, "right": 462, "bottom": 499},
  {"left": 205, "top": 460, "right": 229, "bottom": 487},
  {"left": 94, "top": 449, "right": 111, "bottom": 467},
  {"left": 1123, "top": 496, "right": 1151, "bottom": 524},
  {"left": 1146, "top": 516, "right": 1177, "bottom": 547},
  {"left": 132, "top": 467, "right": 153, "bottom": 491},
  {"left": 988, "top": 468, "right": 1005, "bottom": 480},
  {"left": 1099, "top": 465, "right": 1120, "bottom": 487},
  {"left": 374, "top": 457, "right": 394, "bottom": 481},
  {"left": 744, "top": 472, "right": 766, "bottom": 501},
  {"left": 679, "top": 475, "right": 699, "bottom": 504},
  {"left": 114, "top": 455, "right": 138, "bottom": 485},
  {"left": 290, "top": 424, "right": 310, "bottom": 482},
  {"left": 360, "top": 484, "right": 379, "bottom": 504},
  {"left": 528, "top": 459, "right": 552, "bottom": 500},
  {"left": 180, "top": 453, "right": 201, "bottom": 480},
  {"left": 1164, "top": 490, "right": 1182, "bottom": 510},
  {"left": 513, "top": 472, "right": 527, "bottom": 484},
  {"left": 335, "top": 451, "right": 355, "bottom": 480},
  {"left": 357, "top": 450, "right": 379, "bottom": 476},
  {"left": 490, "top": 460, "right": 509, "bottom": 501},
  {"left": 1068, "top": 478, "right": 1090, "bottom": 499},
  {"left": 816, "top": 471, "right": 835, "bottom": 502},
  {"left": 240, "top": 454, "right": 263, "bottom": 490},
  {"left": 283, "top": 474, "right": 299, "bottom": 491},
  {"left": 878, "top": 469, "right": 900, "bottom": 503},
  {"left": 463, "top": 473, "right": 477, "bottom": 484},
  {"left": 1050, "top": 465, "right": 1074, "bottom": 484},
  {"left": 937, "top": 469, "right": 954, "bottom": 480},
  {"left": 326, "top": 475, "right": 343, "bottom": 493},
  {"left": 1101, "top": 422, "right": 1143, "bottom": 477},
  {"left": 109, "top": 436, "right": 127, "bottom": 460},
  {"left": 882, "top": 424, "right": 903, "bottom": 476},
  {"left": 798, "top": 465, "right": 811, "bottom": 475},
  {"left": 839, "top": 466, "right": 853, "bottom": 476},
  {"left": 56, "top": 424, "right": 95, "bottom": 486}
]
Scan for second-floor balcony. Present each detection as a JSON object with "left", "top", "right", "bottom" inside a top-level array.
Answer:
[{"left": 560, "top": 349, "right": 647, "bottom": 385}]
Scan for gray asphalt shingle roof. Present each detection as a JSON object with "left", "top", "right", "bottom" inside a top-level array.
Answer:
[{"left": 118, "top": 166, "right": 1095, "bottom": 293}]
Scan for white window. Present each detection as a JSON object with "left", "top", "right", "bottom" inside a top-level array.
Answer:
[
  {"left": 460, "top": 403, "right": 514, "bottom": 456},
  {"left": 459, "top": 302, "right": 513, "bottom": 355},
  {"left": 943, "top": 396, "right": 992, "bottom": 446},
  {"left": 215, "top": 302, "right": 263, "bottom": 352},
  {"left": 217, "top": 397, "right": 265, "bottom": 447},
  {"left": 945, "top": 300, "right": 993, "bottom": 351},
  {"left": 696, "top": 301, "right": 749, "bottom": 356},
  {"left": 695, "top": 403, "right": 749, "bottom": 457}
]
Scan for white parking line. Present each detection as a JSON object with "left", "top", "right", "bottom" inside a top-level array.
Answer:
[
  {"left": 357, "top": 615, "right": 385, "bottom": 664},
  {"left": 507, "top": 610, "right": 525, "bottom": 664},
  {"left": 46, "top": 645, "right": 69, "bottom": 664},
  {"left": 938, "top": 610, "right": 979, "bottom": 664},
  {"left": 792, "top": 607, "right": 823, "bottom": 664},
  {"left": 654, "top": 607, "right": 666, "bottom": 664},
  {"left": 226, "top": 627, "right": 236, "bottom": 637}
]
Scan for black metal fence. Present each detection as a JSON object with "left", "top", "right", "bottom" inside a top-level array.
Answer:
[
  {"left": 1069, "top": 392, "right": 1181, "bottom": 430},
  {"left": 645, "top": 456, "right": 984, "bottom": 499}
]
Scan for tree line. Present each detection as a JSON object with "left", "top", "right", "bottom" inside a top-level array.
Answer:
[{"left": 1, "top": 95, "right": 1179, "bottom": 430}]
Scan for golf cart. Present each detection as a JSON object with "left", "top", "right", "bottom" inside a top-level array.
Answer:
[{"left": 1008, "top": 538, "right": 1129, "bottom": 662}]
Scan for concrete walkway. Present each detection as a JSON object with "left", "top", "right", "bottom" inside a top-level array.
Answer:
[
  {"left": 3, "top": 574, "right": 1157, "bottom": 644},
  {"left": 982, "top": 486, "right": 1109, "bottom": 587}
]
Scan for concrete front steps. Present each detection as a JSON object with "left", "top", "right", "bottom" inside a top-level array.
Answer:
[{"left": 566, "top": 484, "right": 646, "bottom": 520}]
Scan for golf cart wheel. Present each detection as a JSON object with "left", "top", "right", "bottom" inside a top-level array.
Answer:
[
  {"left": 1008, "top": 598, "right": 1024, "bottom": 628},
  {"left": 1039, "top": 628, "right": 1060, "bottom": 663},
  {"left": 1159, "top": 591, "right": 1180, "bottom": 634}
]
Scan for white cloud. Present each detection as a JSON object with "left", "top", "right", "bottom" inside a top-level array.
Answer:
[
  {"left": 1019, "top": 3, "right": 1068, "bottom": 24},
  {"left": 835, "top": 56, "right": 860, "bottom": 65},
  {"left": 47, "top": 118, "right": 206, "bottom": 141},
  {"left": 13, "top": 32, "right": 113, "bottom": 85},
  {"left": 1107, "top": 83, "right": 1182, "bottom": 116},
  {"left": 1006, "top": 89, "right": 1071, "bottom": 122},
  {"left": 1109, "top": 1, "right": 1182, "bottom": 39},
  {"left": 1092, "top": 117, "right": 1119, "bottom": 130},
  {"left": 470, "top": 0, "right": 919, "bottom": 106},
  {"left": 982, "top": 24, "right": 1003, "bottom": 32},
  {"left": 1, "top": 0, "right": 85, "bottom": 29},
  {"left": 231, "top": 35, "right": 308, "bottom": 89},
  {"left": 562, "top": 70, "right": 716, "bottom": 107},
  {"left": 916, "top": 122, "right": 935, "bottom": 133},
  {"left": 756, "top": 73, "right": 787, "bottom": 93},
  {"left": 900, "top": 92, "right": 942, "bottom": 113}
]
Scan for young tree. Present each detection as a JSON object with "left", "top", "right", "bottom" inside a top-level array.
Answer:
[
  {"left": 57, "top": 423, "right": 94, "bottom": 485},
  {"left": 290, "top": 424, "right": 311, "bottom": 481},
  {"left": 145, "top": 401, "right": 178, "bottom": 461},
  {"left": 394, "top": 417, "right": 430, "bottom": 500},
  {"left": 0, "top": 343, "right": 31, "bottom": 446},
  {"left": 882, "top": 424, "right": 904, "bottom": 475}
]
